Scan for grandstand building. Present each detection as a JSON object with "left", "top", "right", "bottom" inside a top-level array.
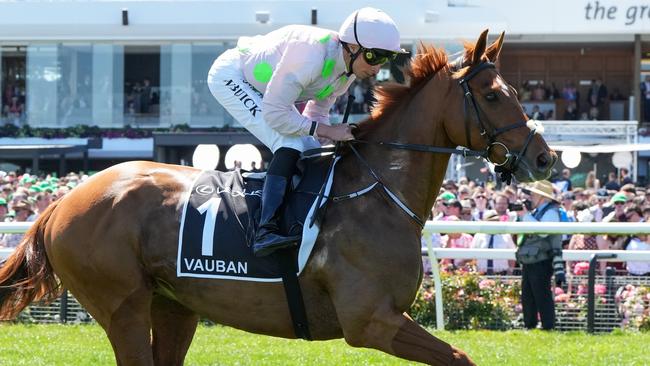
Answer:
[{"left": 0, "top": 0, "right": 649, "bottom": 183}]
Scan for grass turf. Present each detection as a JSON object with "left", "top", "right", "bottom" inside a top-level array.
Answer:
[{"left": 0, "top": 324, "right": 649, "bottom": 365}]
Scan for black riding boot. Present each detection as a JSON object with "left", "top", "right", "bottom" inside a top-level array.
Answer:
[{"left": 252, "top": 147, "right": 301, "bottom": 257}]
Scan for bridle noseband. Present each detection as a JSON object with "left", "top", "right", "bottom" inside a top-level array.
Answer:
[{"left": 456, "top": 61, "right": 538, "bottom": 184}]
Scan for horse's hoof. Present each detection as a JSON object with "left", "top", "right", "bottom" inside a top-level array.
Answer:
[{"left": 450, "top": 347, "right": 476, "bottom": 366}]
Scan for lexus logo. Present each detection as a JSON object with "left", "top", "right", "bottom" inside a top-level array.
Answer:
[{"left": 195, "top": 185, "right": 215, "bottom": 195}]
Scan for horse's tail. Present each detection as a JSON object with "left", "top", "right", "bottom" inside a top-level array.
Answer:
[{"left": 0, "top": 199, "right": 62, "bottom": 320}]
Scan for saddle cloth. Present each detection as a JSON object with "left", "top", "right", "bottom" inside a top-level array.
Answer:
[{"left": 176, "top": 153, "right": 337, "bottom": 282}]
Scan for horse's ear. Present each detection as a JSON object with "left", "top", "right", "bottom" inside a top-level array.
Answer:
[
  {"left": 471, "top": 29, "right": 489, "bottom": 65},
  {"left": 486, "top": 31, "right": 505, "bottom": 63}
]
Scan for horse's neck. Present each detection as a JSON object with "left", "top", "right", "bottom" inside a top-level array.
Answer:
[{"left": 340, "top": 76, "right": 454, "bottom": 224}]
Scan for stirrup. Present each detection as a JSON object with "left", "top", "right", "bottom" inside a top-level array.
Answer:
[{"left": 252, "top": 235, "right": 301, "bottom": 257}]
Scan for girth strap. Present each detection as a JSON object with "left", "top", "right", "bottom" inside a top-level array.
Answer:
[{"left": 277, "top": 250, "right": 312, "bottom": 340}]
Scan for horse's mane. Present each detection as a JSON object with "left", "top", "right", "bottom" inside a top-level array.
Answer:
[{"left": 369, "top": 43, "right": 449, "bottom": 120}]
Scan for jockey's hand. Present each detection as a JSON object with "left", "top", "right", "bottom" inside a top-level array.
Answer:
[
  {"left": 317, "top": 137, "right": 334, "bottom": 146},
  {"left": 316, "top": 123, "right": 354, "bottom": 142}
]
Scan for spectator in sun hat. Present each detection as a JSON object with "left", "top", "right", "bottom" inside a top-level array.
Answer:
[
  {"left": 443, "top": 199, "right": 463, "bottom": 220},
  {"left": 20, "top": 175, "right": 36, "bottom": 188},
  {"left": 28, "top": 184, "right": 43, "bottom": 194},
  {"left": 432, "top": 191, "right": 456, "bottom": 220},
  {"left": 603, "top": 193, "right": 628, "bottom": 223},
  {"left": 516, "top": 180, "right": 564, "bottom": 330},
  {"left": 11, "top": 199, "right": 35, "bottom": 222}
]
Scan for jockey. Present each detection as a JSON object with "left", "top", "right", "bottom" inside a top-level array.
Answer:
[{"left": 208, "top": 7, "right": 404, "bottom": 257}]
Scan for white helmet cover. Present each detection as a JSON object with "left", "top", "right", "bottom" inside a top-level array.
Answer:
[{"left": 338, "top": 7, "right": 402, "bottom": 52}]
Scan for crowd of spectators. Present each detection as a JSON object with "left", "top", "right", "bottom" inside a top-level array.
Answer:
[
  {"left": 518, "top": 78, "right": 626, "bottom": 121},
  {"left": 2, "top": 166, "right": 648, "bottom": 279},
  {"left": 424, "top": 168, "right": 650, "bottom": 277},
  {"left": 0, "top": 170, "right": 88, "bottom": 248},
  {"left": 330, "top": 77, "right": 626, "bottom": 122}
]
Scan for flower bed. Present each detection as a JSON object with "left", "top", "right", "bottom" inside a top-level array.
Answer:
[
  {"left": 616, "top": 284, "right": 650, "bottom": 331},
  {"left": 410, "top": 269, "right": 650, "bottom": 332},
  {"left": 410, "top": 270, "right": 520, "bottom": 330}
]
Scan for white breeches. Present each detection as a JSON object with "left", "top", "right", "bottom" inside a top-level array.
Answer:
[{"left": 207, "top": 48, "right": 320, "bottom": 153}]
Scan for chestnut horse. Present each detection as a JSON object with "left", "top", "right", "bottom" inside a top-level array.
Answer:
[{"left": 0, "top": 30, "right": 555, "bottom": 365}]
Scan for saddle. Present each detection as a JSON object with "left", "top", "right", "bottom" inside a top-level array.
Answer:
[{"left": 177, "top": 148, "right": 334, "bottom": 282}]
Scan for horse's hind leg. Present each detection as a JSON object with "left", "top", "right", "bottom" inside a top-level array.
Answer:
[
  {"left": 103, "top": 285, "right": 155, "bottom": 366},
  {"left": 52, "top": 258, "right": 155, "bottom": 365},
  {"left": 151, "top": 295, "right": 199, "bottom": 366}
]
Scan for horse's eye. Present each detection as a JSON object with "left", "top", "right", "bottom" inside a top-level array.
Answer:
[{"left": 485, "top": 92, "right": 498, "bottom": 102}]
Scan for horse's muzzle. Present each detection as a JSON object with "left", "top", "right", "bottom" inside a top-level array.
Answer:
[{"left": 535, "top": 150, "right": 556, "bottom": 175}]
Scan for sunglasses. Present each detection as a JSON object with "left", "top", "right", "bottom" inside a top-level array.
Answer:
[
  {"left": 614, "top": 201, "right": 625, "bottom": 205},
  {"left": 362, "top": 48, "right": 397, "bottom": 66}
]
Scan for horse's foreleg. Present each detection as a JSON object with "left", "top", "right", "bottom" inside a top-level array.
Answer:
[
  {"left": 151, "top": 295, "right": 199, "bottom": 366},
  {"left": 339, "top": 302, "right": 475, "bottom": 366},
  {"left": 389, "top": 314, "right": 474, "bottom": 365}
]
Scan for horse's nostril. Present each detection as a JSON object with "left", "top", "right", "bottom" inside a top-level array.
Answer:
[{"left": 536, "top": 152, "right": 549, "bottom": 170}]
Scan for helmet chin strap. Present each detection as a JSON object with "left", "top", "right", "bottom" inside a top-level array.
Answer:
[
  {"left": 342, "top": 42, "right": 361, "bottom": 77},
  {"left": 342, "top": 11, "right": 363, "bottom": 77}
]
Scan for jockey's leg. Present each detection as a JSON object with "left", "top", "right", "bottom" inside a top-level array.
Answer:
[
  {"left": 208, "top": 47, "right": 320, "bottom": 257},
  {"left": 252, "top": 147, "right": 302, "bottom": 257}
]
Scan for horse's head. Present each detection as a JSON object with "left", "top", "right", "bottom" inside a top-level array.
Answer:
[{"left": 443, "top": 30, "right": 557, "bottom": 182}]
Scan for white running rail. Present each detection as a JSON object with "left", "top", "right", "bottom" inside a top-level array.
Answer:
[{"left": 2, "top": 221, "right": 650, "bottom": 330}]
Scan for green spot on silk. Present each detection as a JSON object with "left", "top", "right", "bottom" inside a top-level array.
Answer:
[
  {"left": 315, "top": 85, "right": 334, "bottom": 100},
  {"left": 253, "top": 62, "right": 273, "bottom": 83},
  {"left": 322, "top": 59, "right": 336, "bottom": 79}
]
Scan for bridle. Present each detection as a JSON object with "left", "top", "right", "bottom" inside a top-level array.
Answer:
[
  {"left": 456, "top": 61, "right": 538, "bottom": 184},
  {"left": 310, "top": 60, "right": 542, "bottom": 228},
  {"left": 347, "top": 60, "right": 539, "bottom": 184}
]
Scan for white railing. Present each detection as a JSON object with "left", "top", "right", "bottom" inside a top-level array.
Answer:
[
  {"left": 422, "top": 221, "right": 650, "bottom": 330},
  {"left": 3, "top": 221, "right": 650, "bottom": 330},
  {"left": 0, "top": 222, "right": 32, "bottom": 259}
]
